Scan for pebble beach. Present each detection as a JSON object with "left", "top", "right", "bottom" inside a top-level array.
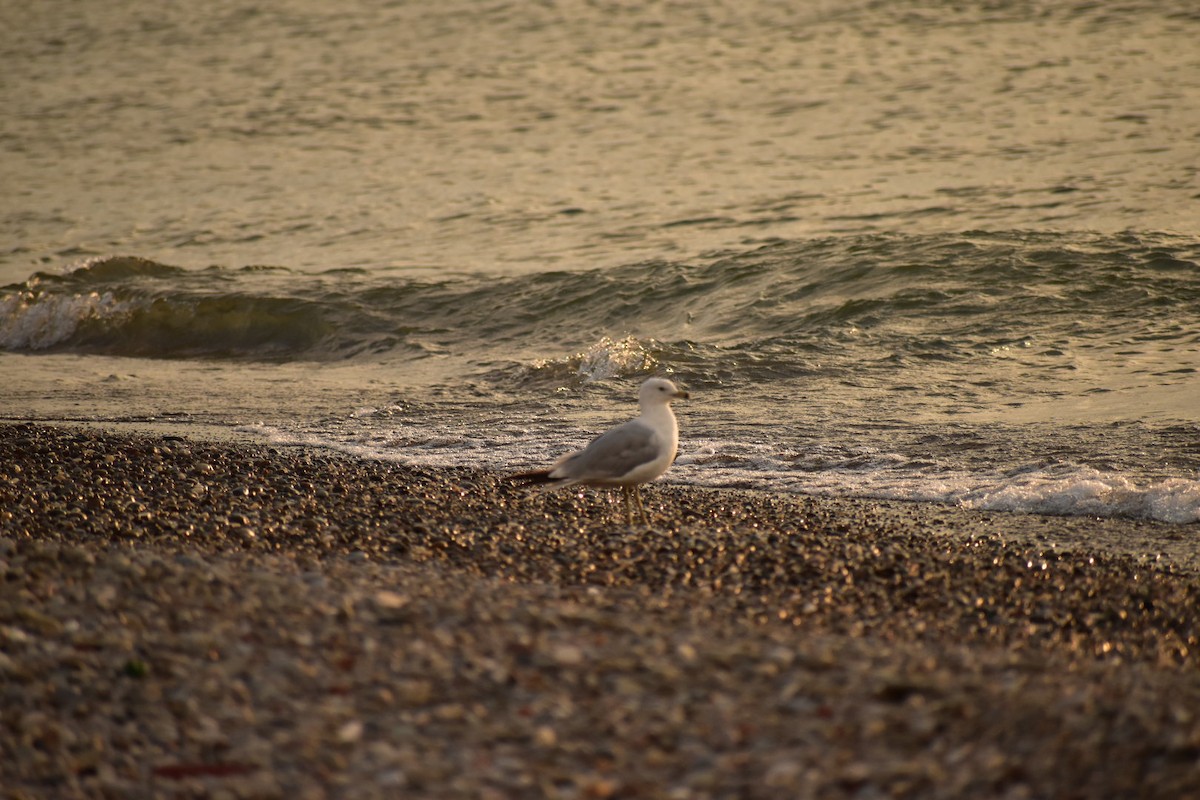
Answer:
[{"left": 3, "top": 422, "right": 1200, "bottom": 799}]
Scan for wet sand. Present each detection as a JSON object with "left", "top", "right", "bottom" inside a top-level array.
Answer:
[{"left": 2, "top": 422, "right": 1199, "bottom": 798}]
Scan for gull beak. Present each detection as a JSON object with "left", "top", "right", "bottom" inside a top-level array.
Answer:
[{"left": 675, "top": 389, "right": 690, "bottom": 400}]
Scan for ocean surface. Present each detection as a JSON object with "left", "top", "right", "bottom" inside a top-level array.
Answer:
[{"left": 3, "top": 0, "right": 1199, "bottom": 523}]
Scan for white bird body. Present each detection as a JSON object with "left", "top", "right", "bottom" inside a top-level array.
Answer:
[{"left": 510, "top": 377, "right": 689, "bottom": 524}]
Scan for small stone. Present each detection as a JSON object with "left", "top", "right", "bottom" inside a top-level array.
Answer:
[
  {"left": 374, "top": 590, "right": 409, "bottom": 611},
  {"left": 123, "top": 658, "right": 149, "bottom": 679},
  {"left": 17, "top": 607, "right": 64, "bottom": 637},
  {"left": 337, "top": 719, "right": 364, "bottom": 743},
  {"left": 764, "top": 759, "right": 804, "bottom": 788},
  {"left": 550, "top": 643, "right": 585, "bottom": 667},
  {"left": 93, "top": 584, "right": 118, "bottom": 610}
]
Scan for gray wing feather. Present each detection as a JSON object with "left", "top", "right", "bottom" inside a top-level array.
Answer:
[{"left": 553, "top": 420, "right": 661, "bottom": 483}]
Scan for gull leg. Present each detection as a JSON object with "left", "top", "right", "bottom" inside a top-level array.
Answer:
[
  {"left": 633, "top": 485, "right": 649, "bottom": 526},
  {"left": 620, "top": 486, "right": 633, "bottom": 526}
]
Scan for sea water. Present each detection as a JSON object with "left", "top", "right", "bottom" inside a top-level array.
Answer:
[{"left": 3, "top": 1, "right": 1199, "bottom": 523}]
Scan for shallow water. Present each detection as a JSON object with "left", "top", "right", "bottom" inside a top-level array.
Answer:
[{"left": 3, "top": 1, "right": 1199, "bottom": 523}]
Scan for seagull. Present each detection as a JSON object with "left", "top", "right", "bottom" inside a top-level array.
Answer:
[{"left": 509, "top": 377, "right": 689, "bottom": 525}]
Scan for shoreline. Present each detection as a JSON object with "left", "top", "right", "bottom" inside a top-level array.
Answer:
[
  {"left": 10, "top": 414, "right": 1198, "bottom": 572},
  {"left": 3, "top": 422, "right": 1199, "bottom": 797}
]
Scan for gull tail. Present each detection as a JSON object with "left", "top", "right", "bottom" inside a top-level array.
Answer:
[
  {"left": 504, "top": 470, "right": 573, "bottom": 491},
  {"left": 507, "top": 449, "right": 582, "bottom": 490},
  {"left": 505, "top": 469, "right": 555, "bottom": 486}
]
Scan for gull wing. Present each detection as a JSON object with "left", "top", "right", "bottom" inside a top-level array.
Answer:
[{"left": 550, "top": 420, "right": 661, "bottom": 485}]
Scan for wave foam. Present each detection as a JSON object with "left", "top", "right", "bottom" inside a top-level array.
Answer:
[
  {"left": 672, "top": 441, "right": 1200, "bottom": 524},
  {"left": 525, "top": 335, "right": 660, "bottom": 384},
  {"left": 0, "top": 290, "right": 128, "bottom": 350},
  {"left": 959, "top": 472, "right": 1200, "bottom": 524}
]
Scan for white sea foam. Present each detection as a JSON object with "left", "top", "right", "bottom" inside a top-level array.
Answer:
[
  {"left": 528, "top": 335, "right": 659, "bottom": 384},
  {"left": 664, "top": 435, "right": 1200, "bottom": 523},
  {"left": 739, "top": 464, "right": 1200, "bottom": 524},
  {"left": 947, "top": 471, "right": 1193, "bottom": 523},
  {"left": 577, "top": 336, "right": 658, "bottom": 382},
  {"left": 0, "top": 290, "right": 127, "bottom": 350}
]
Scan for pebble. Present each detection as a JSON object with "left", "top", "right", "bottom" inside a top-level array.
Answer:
[{"left": 2, "top": 422, "right": 1200, "bottom": 798}]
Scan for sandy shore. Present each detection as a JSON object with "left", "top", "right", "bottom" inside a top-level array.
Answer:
[{"left": 2, "top": 422, "right": 1199, "bottom": 798}]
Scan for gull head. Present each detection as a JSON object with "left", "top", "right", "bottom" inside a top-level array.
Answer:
[{"left": 639, "top": 377, "right": 689, "bottom": 408}]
